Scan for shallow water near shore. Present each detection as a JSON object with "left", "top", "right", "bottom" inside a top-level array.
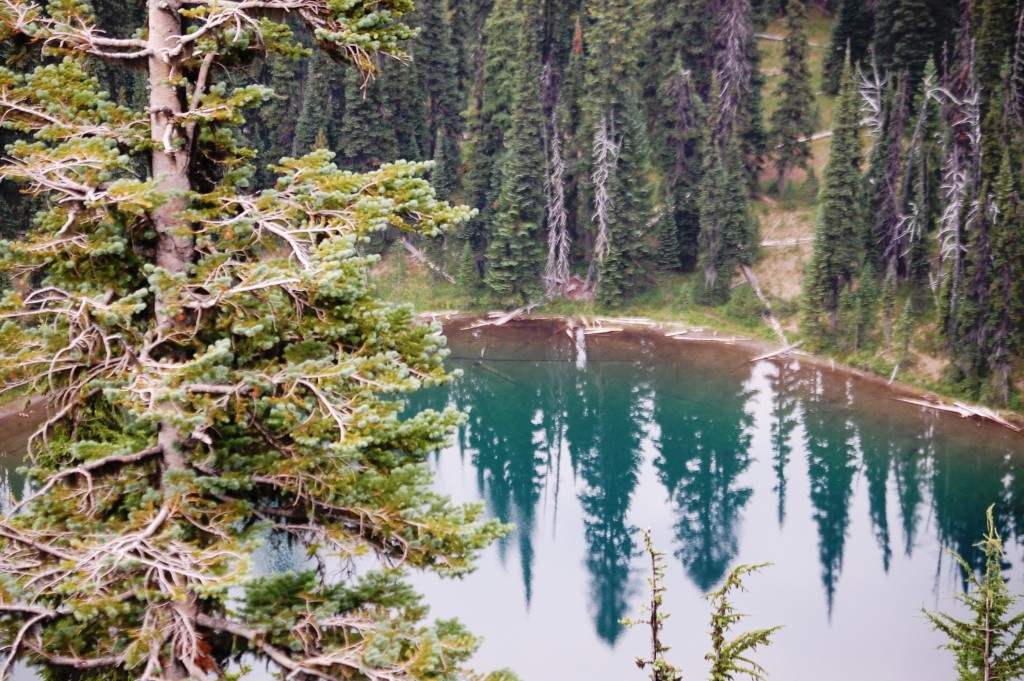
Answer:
[{"left": 3, "top": 318, "right": 1024, "bottom": 680}]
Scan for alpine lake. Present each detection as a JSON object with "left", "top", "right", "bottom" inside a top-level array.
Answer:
[{"left": 3, "top": 317, "right": 1024, "bottom": 681}]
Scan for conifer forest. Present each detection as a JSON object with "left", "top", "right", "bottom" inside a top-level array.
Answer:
[{"left": 3, "top": 0, "right": 1024, "bottom": 679}]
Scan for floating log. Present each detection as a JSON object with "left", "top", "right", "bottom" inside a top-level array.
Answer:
[
  {"left": 583, "top": 327, "right": 622, "bottom": 335},
  {"left": 664, "top": 329, "right": 690, "bottom": 338}
]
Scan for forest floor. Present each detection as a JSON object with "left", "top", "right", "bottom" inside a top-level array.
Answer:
[{"left": 370, "top": 8, "right": 1002, "bottom": 418}]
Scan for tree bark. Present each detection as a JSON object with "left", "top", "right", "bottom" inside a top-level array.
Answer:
[{"left": 148, "top": 4, "right": 194, "bottom": 677}]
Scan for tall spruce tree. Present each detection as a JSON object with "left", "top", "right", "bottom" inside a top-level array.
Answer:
[
  {"left": 822, "top": 0, "right": 872, "bottom": 94},
  {"left": 770, "top": 0, "right": 816, "bottom": 194},
  {"left": 336, "top": 70, "right": 399, "bottom": 170},
  {"left": 411, "top": 0, "right": 463, "bottom": 196},
  {"left": 484, "top": 0, "right": 547, "bottom": 303},
  {"left": 697, "top": 128, "right": 756, "bottom": 305},
  {"left": 986, "top": 152, "right": 1024, "bottom": 404},
  {"left": 0, "top": 0, "right": 507, "bottom": 677},
  {"left": 292, "top": 49, "right": 338, "bottom": 156},
  {"left": 597, "top": 92, "right": 653, "bottom": 306},
  {"left": 803, "top": 62, "right": 865, "bottom": 337}
]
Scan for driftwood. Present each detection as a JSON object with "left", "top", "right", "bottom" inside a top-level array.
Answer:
[
  {"left": 750, "top": 342, "right": 803, "bottom": 363},
  {"left": 739, "top": 264, "right": 789, "bottom": 346},
  {"left": 895, "top": 397, "right": 1024, "bottom": 435},
  {"left": 671, "top": 336, "right": 747, "bottom": 344},
  {"left": 461, "top": 302, "right": 543, "bottom": 330},
  {"left": 583, "top": 327, "right": 622, "bottom": 335},
  {"left": 400, "top": 238, "right": 455, "bottom": 284},
  {"left": 594, "top": 316, "right": 657, "bottom": 327}
]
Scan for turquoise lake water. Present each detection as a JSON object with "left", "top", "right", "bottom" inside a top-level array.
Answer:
[
  {"left": 405, "top": 319, "right": 1024, "bottom": 681},
  {"left": 3, "top": 318, "right": 1024, "bottom": 680}
]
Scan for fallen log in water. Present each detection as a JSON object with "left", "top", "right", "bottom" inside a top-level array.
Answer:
[{"left": 894, "top": 397, "right": 1024, "bottom": 435}]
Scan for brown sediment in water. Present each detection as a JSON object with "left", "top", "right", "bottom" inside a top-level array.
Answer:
[{"left": 420, "top": 311, "right": 1024, "bottom": 439}]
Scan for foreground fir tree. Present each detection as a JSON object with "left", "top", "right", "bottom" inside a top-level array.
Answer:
[
  {"left": 926, "top": 507, "right": 1024, "bottom": 681},
  {"left": 0, "top": 1, "right": 507, "bottom": 679}
]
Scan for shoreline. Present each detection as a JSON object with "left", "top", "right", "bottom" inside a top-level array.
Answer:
[{"left": 419, "top": 310, "right": 1024, "bottom": 437}]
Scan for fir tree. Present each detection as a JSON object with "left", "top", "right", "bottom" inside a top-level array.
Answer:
[
  {"left": 484, "top": 0, "right": 547, "bottom": 303},
  {"left": 411, "top": 0, "right": 463, "bottom": 189},
  {"left": 337, "top": 70, "right": 399, "bottom": 170},
  {"left": 597, "top": 92, "right": 653, "bottom": 306},
  {"left": 383, "top": 57, "right": 429, "bottom": 162},
  {"left": 0, "top": 2, "right": 506, "bottom": 677},
  {"left": 985, "top": 152, "right": 1024, "bottom": 404},
  {"left": 769, "top": 0, "right": 816, "bottom": 195},
  {"left": 653, "top": 58, "right": 708, "bottom": 271},
  {"left": 863, "top": 74, "right": 910, "bottom": 277},
  {"left": 655, "top": 195, "right": 682, "bottom": 272},
  {"left": 803, "top": 61, "right": 864, "bottom": 337},
  {"left": 926, "top": 507, "right": 1024, "bottom": 681},
  {"left": 890, "top": 0, "right": 937, "bottom": 88},
  {"left": 292, "top": 49, "right": 337, "bottom": 156},
  {"left": 822, "top": 0, "right": 871, "bottom": 94}
]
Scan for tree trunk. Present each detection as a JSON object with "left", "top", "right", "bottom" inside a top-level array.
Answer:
[{"left": 148, "top": 5, "right": 194, "bottom": 676}]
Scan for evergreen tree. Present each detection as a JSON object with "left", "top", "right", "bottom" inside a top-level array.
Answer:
[
  {"left": 652, "top": 58, "right": 707, "bottom": 271},
  {"left": 0, "top": 2, "right": 506, "bottom": 677},
  {"left": 411, "top": 0, "right": 463, "bottom": 191},
  {"left": 985, "top": 152, "right": 1024, "bottom": 404},
  {"left": 459, "top": 0, "right": 522, "bottom": 271},
  {"left": 890, "top": 0, "right": 937, "bottom": 88},
  {"left": 803, "top": 62, "right": 864, "bottom": 337},
  {"left": 484, "top": 0, "right": 547, "bottom": 303},
  {"left": 697, "top": 131, "right": 731, "bottom": 305},
  {"left": 655, "top": 195, "right": 682, "bottom": 272},
  {"left": 292, "top": 49, "right": 337, "bottom": 156},
  {"left": 337, "top": 70, "right": 399, "bottom": 170},
  {"left": 597, "top": 92, "right": 653, "bottom": 306},
  {"left": 863, "top": 74, "right": 910, "bottom": 277},
  {"left": 770, "top": 0, "right": 816, "bottom": 194},
  {"left": 254, "top": 54, "right": 303, "bottom": 186},
  {"left": 383, "top": 58, "right": 429, "bottom": 162},
  {"left": 821, "top": 0, "right": 871, "bottom": 94},
  {"left": 926, "top": 507, "right": 1024, "bottom": 681}
]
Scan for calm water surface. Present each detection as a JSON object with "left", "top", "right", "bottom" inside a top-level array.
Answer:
[
  {"left": 3, "top": 320, "right": 1024, "bottom": 680},
  {"left": 407, "top": 320, "right": 1024, "bottom": 681}
]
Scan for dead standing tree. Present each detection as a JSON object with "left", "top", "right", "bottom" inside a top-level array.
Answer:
[{"left": 0, "top": 0, "right": 505, "bottom": 679}]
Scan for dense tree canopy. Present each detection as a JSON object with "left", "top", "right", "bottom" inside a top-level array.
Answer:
[{"left": 0, "top": 1, "right": 507, "bottom": 679}]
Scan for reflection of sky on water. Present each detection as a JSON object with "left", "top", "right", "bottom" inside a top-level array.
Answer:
[
  {"left": 5, "top": 320, "right": 1024, "bottom": 680},
  {"left": 406, "top": 321, "right": 1024, "bottom": 681}
]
